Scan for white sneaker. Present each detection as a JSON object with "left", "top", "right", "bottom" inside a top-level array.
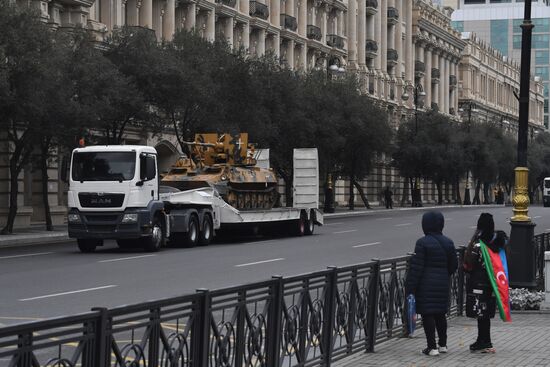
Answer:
[
  {"left": 422, "top": 348, "right": 440, "bottom": 356},
  {"left": 438, "top": 346, "right": 448, "bottom": 353}
]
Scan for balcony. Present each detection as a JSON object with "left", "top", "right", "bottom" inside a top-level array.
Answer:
[
  {"left": 450, "top": 75, "right": 457, "bottom": 89},
  {"left": 387, "top": 7, "right": 399, "bottom": 25},
  {"left": 431, "top": 68, "right": 440, "bottom": 82},
  {"left": 281, "top": 14, "right": 298, "bottom": 31},
  {"left": 327, "top": 34, "right": 345, "bottom": 50},
  {"left": 307, "top": 25, "right": 322, "bottom": 41},
  {"left": 366, "top": 0, "right": 378, "bottom": 15},
  {"left": 387, "top": 49, "right": 398, "bottom": 65},
  {"left": 250, "top": 1, "right": 269, "bottom": 20},
  {"left": 414, "top": 60, "right": 425, "bottom": 78},
  {"left": 366, "top": 39, "right": 378, "bottom": 59},
  {"left": 216, "top": 0, "right": 237, "bottom": 7}
]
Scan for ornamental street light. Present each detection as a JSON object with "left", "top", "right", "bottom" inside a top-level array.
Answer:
[
  {"left": 402, "top": 84, "right": 426, "bottom": 207},
  {"left": 458, "top": 101, "right": 478, "bottom": 206},
  {"left": 509, "top": 0, "right": 537, "bottom": 288}
]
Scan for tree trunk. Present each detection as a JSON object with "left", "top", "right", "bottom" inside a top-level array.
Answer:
[
  {"left": 348, "top": 176, "right": 355, "bottom": 210},
  {"left": 1, "top": 165, "right": 20, "bottom": 235},
  {"left": 352, "top": 179, "right": 371, "bottom": 209},
  {"left": 401, "top": 176, "right": 409, "bottom": 207},
  {"left": 40, "top": 142, "right": 53, "bottom": 231},
  {"left": 473, "top": 180, "right": 481, "bottom": 205},
  {"left": 455, "top": 178, "right": 462, "bottom": 204},
  {"left": 436, "top": 181, "right": 443, "bottom": 205},
  {"left": 483, "top": 182, "right": 490, "bottom": 204}
]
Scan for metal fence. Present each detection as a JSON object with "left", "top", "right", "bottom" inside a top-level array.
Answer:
[
  {"left": 534, "top": 232, "right": 550, "bottom": 290},
  {"left": 0, "top": 250, "right": 467, "bottom": 367}
]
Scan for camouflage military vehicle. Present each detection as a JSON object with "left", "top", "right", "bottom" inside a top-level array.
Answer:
[{"left": 161, "top": 133, "right": 278, "bottom": 210}]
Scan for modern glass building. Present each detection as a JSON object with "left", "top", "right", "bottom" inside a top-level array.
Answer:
[{"left": 452, "top": 0, "right": 550, "bottom": 128}]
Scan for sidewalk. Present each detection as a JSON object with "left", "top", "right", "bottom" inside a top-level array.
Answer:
[
  {"left": 0, "top": 204, "right": 505, "bottom": 248},
  {"left": 334, "top": 312, "right": 550, "bottom": 367}
]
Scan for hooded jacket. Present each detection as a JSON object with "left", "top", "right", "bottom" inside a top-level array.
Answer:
[{"left": 405, "top": 211, "right": 458, "bottom": 314}]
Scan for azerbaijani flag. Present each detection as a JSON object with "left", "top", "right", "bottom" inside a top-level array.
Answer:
[{"left": 480, "top": 240, "right": 512, "bottom": 322}]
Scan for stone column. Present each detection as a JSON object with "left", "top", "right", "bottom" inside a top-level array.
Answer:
[
  {"left": 374, "top": 1, "right": 381, "bottom": 72},
  {"left": 162, "top": 0, "right": 175, "bottom": 40},
  {"left": 100, "top": 0, "right": 112, "bottom": 29},
  {"left": 358, "top": 0, "right": 366, "bottom": 70},
  {"left": 394, "top": 0, "right": 402, "bottom": 76},
  {"left": 242, "top": 23, "right": 250, "bottom": 52},
  {"left": 205, "top": 9, "right": 215, "bottom": 41},
  {"left": 126, "top": 0, "right": 138, "bottom": 25},
  {"left": 224, "top": 17, "right": 234, "bottom": 47},
  {"left": 271, "top": 0, "right": 280, "bottom": 27},
  {"left": 300, "top": 43, "right": 307, "bottom": 70},
  {"left": 425, "top": 47, "right": 432, "bottom": 109},
  {"left": 258, "top": 28, "right": 266, "bottom": 56},
  {"left": 380, "top": 0, "right": 387, "bottom": 72},
  {"left": 299, "top": 0, "right": 307, "bottom": 36},
  {"left": 445, "top": 57, "right": 450, "bottom": 114},
  {"left": 348, "top": 0, "right": 357, "bottom": 68},
  {"left": 274, "top": 33, "right": 280, "bottom": 57},
  {"left": 432, "top": 51, "right": 439, "bottom": 107},
  {"left": 287, "top": 39, "right": 295, "bottom": 68},
  {"left": 439, "top": 54, "right": 445, "bottom": 113},
  {"left": 454, "top": 61, "right": 459, "bottom": 114},
  {"left": 287, "top": 0, "right": 294, "bottom": 16},
  {"left": 152, "top": 0, "right": 162, "bottom": 39},
  {"left": 321, "top": 5, "right": 328, "bottom": 43},
  {"left": 186, "top": 3, "right": 196, "bottom": 30},
  {"left": 140, "top": 0, "right": 153, "bottom": 27}
]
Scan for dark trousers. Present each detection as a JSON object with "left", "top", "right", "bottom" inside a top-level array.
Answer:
[
  {"left": 477, "top": 317, "right": 491, "bottom": 343},
  {"left": 422, "top": 313, "right": 447, "bottom": 349}
]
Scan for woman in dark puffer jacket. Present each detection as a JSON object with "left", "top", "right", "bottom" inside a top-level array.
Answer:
[{"left": 406, "top": 211, "right": 458, "bottom": 356}]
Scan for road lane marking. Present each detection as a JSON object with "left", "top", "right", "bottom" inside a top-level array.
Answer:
[
  {"left": 19, "top": 285, "right": 117, "bottom": 301},
  {"left": 99, "top": 255, "right": 156, "bottom": 263},
  {"left": 376, "top": 217, "right": 393, "bottom": 221},
  {"left": 394, "top": 223, "right": 412, "bottom": 227},
  {"left": 534, "top": 216, "right": 541, "bottom": 219},
  {"left": 333, "top": 230, "right": 357, "bottom": 234},
  {"left": 353, "top": 242, "right": 381, "bottom": 248},
  {"left": 325, "top": 222, "right": 344, "bottom": 226},
  {"left": 235, "top": 258, "right": 285, "bottom": 267},
  {"left": 0, "top": 252, "right": 53, "bottom": 260},
  {"left": 469, "top": 226, "right": 477, "bottom": 229}
]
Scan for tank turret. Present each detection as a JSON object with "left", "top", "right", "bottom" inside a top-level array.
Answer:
[{"left": 161, "top": 133, "right": 278, "bottom": 210}]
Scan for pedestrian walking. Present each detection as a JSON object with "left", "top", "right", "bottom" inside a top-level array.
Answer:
[
  {"left": 405, "top": 211, "right": 458, "bottom": 356},
  {"left": 464, "top": 213, "right": 510, "bottom": 354},
  {"left": 383, "top": 186, "right": 393, "bottom": 209}
]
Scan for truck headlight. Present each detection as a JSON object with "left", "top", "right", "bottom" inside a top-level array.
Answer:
[
  {"left": 68, "top": 213, "right": 81, "bottom": 223},
  {"left": 121, "top": 213, "right": 138, "bottom": 224}
]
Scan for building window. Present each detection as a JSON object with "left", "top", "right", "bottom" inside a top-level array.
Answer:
[
  {"left": 533, "top": 34, "right": 550, "bottom": 48},
  {"left": 544, "top": 84, "right": 549, "bottom": 98},
  {"left": 536, "top": 66, "right": 549, "bottom": 80},
  {"left": 536, "top": 51, "right": 549, "bottom": 65},
  {"left": 464, "top": 0, "right": 486, "bottom": 3},
  {"left": 491, "top": 20, "right": 508, "bottom": 56},
  {"left": 451, "top": 21, "right": 464, "bottom": 33},
  {"left": 513, "top": 34, "right": 522, "bottom": 49},
  {"left": 545, "top": 115, "right": 549, "bottom": 129},
  {"left": 545, "top": 100, "right": 549, "bottom": 114},
  {"left": 533, "top": 18, "right": 550, "bottom": 33},
  {"left": 513, "top": 19, "right": 523, "bottom": 33}
]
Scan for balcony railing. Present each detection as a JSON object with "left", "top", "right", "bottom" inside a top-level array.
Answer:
[
  {"left": 387, "top": 7, "right": 399, "bottom": 25},
  {"left": 450, "top": 75, "right": 458, "bottom": 86},
  {"left": 387, "top": 49, "right": 398, "bottom": 64},
  {"left": 366, "top": 0, "right": 378, "bottom": 14},
  {"left": 307, "top": 25, "right": 322, "bottom": 41},
  {"left": 249, "top": 1, "right": 269, "bottom": 20},
  {"left": 281, "top": 14, "right": 298, "bottom": 31},
  {"left": 216, "top": 0, "right": 237, "bottom": 7},
  {"left": 327, "top": 34, "right": 345, "bottom": 50},
  {"left": 431, "top": 68, "right": 440, "bottom": 80},
  {"left": 366, "top": 39, "right": 378, "bottom": 59}
]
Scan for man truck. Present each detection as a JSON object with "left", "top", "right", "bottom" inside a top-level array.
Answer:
[{"left": 67, "top": 144, "right": 323, "bottom": 252}]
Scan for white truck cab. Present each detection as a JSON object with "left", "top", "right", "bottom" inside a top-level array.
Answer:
[
  {"left": 543, "top": 177, "right": 550, "bottom": 207},
  {"left": 68, "top": 145, "right": 165, "bottom": 252}
]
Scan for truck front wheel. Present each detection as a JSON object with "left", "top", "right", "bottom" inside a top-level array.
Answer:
[
  {"left": 142, "top": 216, "right": 165, "bottom": 252},
  {"left": 77, "top": 239, "right": 102, "bottom": 253}
]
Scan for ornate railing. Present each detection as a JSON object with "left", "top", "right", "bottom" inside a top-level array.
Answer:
[
  {"left": 307, "top": 25, "right": 322, "bottom": 41},
  {"left": 415, "top": 60, "right": 425, "bottom": 75},
  {"left": 366, "top": 0, "right": 378, "bottom": 14},
  {"left": 387, "top": 6, "right": 399, "bottom": 24},
  {"left": 216, "top": 0, "right": 237, "bottom": 7},
  {"left": 0, "top": 250, "right": 467, "bottom": 367},
  {"left": 431, "top": 68, "right": 440, "bottom": 79},
  {"left": 327, "top": 34, "right": 345, "bottom": 49},
  {"left": 431, "top": 102, "right": 439, "bottom": 111},
  {"left": 366, "top": 39, "right": 378, "bottom": 53},
  {"left": 534, "top": 232, "right": 550, "bottom": 290},
  {"left": 387, "top": 49, "right": 398, "bottom": 63},
  {"left": 281, "top": 14, "right": 298, "bottom": 31},
  {"left": 250, "top": 1, "right": 269, "bottom": 20},
  {"left": 450, "top": 74, "right": 458, "bottom": 86}
]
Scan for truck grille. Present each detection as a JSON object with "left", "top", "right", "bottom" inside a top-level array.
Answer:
[
  {"left": 79, "top": 193, "right": 124, "bottom": 208},
  {"left": 87, "top": 225, "right": 117, "bottom": 232},
  {"left": 85, "top": 214, "right": 120, "bottom": 222}
]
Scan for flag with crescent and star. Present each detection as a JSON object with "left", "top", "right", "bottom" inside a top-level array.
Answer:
[{"left": 480, "top": 240, "right": 512, "bottom": 322}]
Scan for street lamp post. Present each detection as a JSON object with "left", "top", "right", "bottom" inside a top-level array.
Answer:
[
  {"left": 402, "top": 84, "right": 426, "bottom": 207},
  {"left": 510, "top": 0, "right": 537, "bottom": 288},
  {"left": 322, "top": 57, "right": 345, "bottom": 213}
]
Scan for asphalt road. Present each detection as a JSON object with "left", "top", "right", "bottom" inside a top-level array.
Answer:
[{"left": 0, "top": 205, "right": 548, "bottom": 326}]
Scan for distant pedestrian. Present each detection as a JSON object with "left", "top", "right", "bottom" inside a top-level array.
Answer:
[
  {"left": 464, "top": 213, "right": 510, "bottom": 354},
  {"left": 405, "top": 211, "right": 458, "bottom": 356},
  {"left": 384, "top": 186, "right": 393, "bottom": 209}
]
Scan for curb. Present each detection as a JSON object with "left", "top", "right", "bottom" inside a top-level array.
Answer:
[
  {"left": 323, "top": 204, "right": 506, "bottom": 219},
  {"left": 0, "top": 233, "right": 69, "bottom": 249}
]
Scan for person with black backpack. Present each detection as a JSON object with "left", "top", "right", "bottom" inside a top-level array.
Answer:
[{"left": 405, "top": 211, "right": 458, "bottom": 356}]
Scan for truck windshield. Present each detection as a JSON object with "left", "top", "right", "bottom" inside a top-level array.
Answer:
[
  {"left": 72, "top": 152, "right": 136, "bottom": 182},
  {"left": 545, "top": 180, "right": 550, "bottom": 189}
]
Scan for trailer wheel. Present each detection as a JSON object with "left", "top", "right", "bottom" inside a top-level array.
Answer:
[
  {"left": 294, "top": 213, "right": 306, "bottom": 236},
  {"left": 304, "top": 211, "right": 315, "bottom": 236},
  {"left": 77, "top": 239, "right": 101, "bottom": 253},
  {"left": 184, "top": 215, "right": 199, "bottom": 247},
  {"left": 143, "top": 216, "right": 165, "bottom": 252},
  {"left": 198, "top": 215, "right": 213, "bottom": 246}
]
